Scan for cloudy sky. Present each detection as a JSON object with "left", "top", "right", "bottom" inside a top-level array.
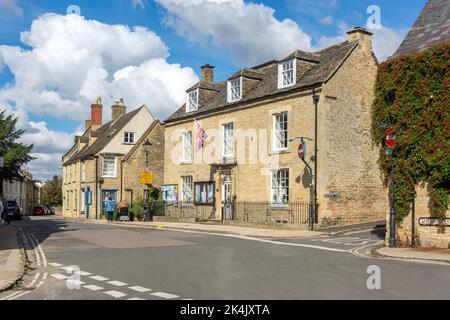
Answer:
[{"left": 0, "top": 0, "right": 426, "bottom": 181}]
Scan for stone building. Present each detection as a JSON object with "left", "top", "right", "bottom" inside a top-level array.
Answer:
[
  {"left": 62, "top": 98, "right": 164, "bottom": 219},
  {"left": 1, "top": 170, "right": 42, "bottom": 215},
  {"left": 386, "top": 0, "right": 450, "bottom": 248},
  {"left": 163, "top": 27, "right": 389, "bottom": 227}
]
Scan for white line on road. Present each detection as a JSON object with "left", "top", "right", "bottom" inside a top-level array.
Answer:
[
  {"left": 150, "top": 292, "right": 179, "bottom": 299},
  {"left": 48, "top": 262, "right": 62, "bottom": 267},
  {"left": 84, "top": 284, "right": 104, "bottom": 291},
  {"left": 26, "top": 272, "right": 41, "bottom": 288},
  {"left": 90, "top": 275, "right": 109, "bottom": 281},
  {"left": 107, "top": 280, "right": 128, "bottom": 286},
  {"left": 74, "top": 271, "right": 91, "bottom": 276},
  {"left": 50, "top": 273, "right": 68, "bottom": 280},
  {"left": 128, "top": 297, "right": 147, "bottom": 300},
  {"left": 66, "top": 279, "right": 85, "bottom": 286},
  {"left": 128, "top": 286, "right": 151, "bottom": 293},
  {"left": 104, "top": 290, "right": 127, "bottom": 298},
  {"left": 30, "top": 233, "right": 47, "bottom": 266}
]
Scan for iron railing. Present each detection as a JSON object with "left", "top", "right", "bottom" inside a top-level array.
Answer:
[{"left": 162, "top": 200, "right": 314, "bottom": 225}]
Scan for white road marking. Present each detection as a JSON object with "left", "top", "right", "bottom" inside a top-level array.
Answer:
[
  {"left": 84, "top": 284, "right": 104, "bottom": 291},
  {"left": 61, "top": 266, "right": 77, "bottom": 272},
  {"left": 104, "top": 290, "right": 127, "bottom": 298},
  {"left": 42, "top": 273, "right": 48, "bottom": 280},
  {"left": 150, "top": 292, "right": 179, "bottom": 299},
  {"left": 66, "top": 279, "right": 85, "bottom": 286},
  {"left": 108, "top": 280, "right": 128, "bottom": 286},
  {"left": 35, "top": 281, "right": 45, "bottom": 288},
  {"left": 49, "top": 262, "right": 62, "bottom": 267},
  {"left": 90, "top": 275, "right": 109, "bottom": 281},
  {"left": 182, "top": 298, "right": 194, "bottom": 300},
  {"left": 128, "top": 297, "right": 147, "bottom": 300},
  {"left": 51, "top": 273, "right": 68, "bottom": 280},
  {"left": 26, "top": 272, "right": 41, "bottom": 288},
  {"left": 128, "top": 286, "right": 151, "bottom": 293},
  {"left": 74, "top": 271, "right": 91, "bottom": 276},
  {"left": 30, "top": 233, "right": 47, "bottom": 266}
]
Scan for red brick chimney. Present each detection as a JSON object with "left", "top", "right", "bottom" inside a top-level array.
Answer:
[{"left": 90, "top": 97, "right": 103, "bottom": 127}]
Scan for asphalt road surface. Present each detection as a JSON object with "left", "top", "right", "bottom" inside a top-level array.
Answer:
[{"left": 1, "top": 216, "right": 449, "bottom": 300}]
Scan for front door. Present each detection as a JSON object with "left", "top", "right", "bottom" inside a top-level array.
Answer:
[
  {"left": 102, "top": 190, "right": 117, "bottom": 213},
  {"left": 221, "top": 173, "right": 233, "bottom": 220}
]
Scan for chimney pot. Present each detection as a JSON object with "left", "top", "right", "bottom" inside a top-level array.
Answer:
[
  {"left": 90, "top": 98, "right": 103, "bottom": 127},
  {"left": 111, "top": 99, "right": 127, "bottom": 121},
  {"left": 201, "top": 64, "right": 214, "bottom": 83}
]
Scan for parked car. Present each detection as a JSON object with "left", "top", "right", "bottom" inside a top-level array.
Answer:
[
  {"left": 32, "top": 205, "right": 46, "bottom": 216},
  {"left": 44, "top": 205, "right": 55, "bottom": 215},
  {"left": 6, "top": 200, "right": 22, "bottom": 220}
]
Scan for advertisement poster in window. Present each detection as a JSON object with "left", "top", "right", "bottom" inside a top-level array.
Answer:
[
  {"left": 195, "top": 182, "right": 215, "bottom": 205},
  {"left": 162, "top": 185, "right": 178, "bottom": 206}
]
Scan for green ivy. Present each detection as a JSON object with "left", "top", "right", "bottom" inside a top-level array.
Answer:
[{"left": 372, "top": 41, "right": 450, "bottom": 223}]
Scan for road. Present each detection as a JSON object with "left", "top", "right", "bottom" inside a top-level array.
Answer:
[{"left": 1, "top": 216, "right": 449, "bottom": 300}]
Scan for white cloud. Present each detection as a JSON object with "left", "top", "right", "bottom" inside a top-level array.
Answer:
[
  {"left": 0, "top": 13, "right": 199, "bottom": 180},
  {"left": 320, "top": 16, "right": 334, "bottom": 26},
  {"left": 131, "top": 0, "right": 146, "bottom": 9},
  {"left": 0, "top": 0, "right": 23, "bottom": 17},
  {"left": 156, "top": 0, "right": 313, "bottom": 65},
  {"left": 25, "top": 153, "right": 63, "bottom": 181}
]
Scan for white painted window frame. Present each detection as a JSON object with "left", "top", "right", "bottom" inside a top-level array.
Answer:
[
  {"left": 182, "top": 131, "right": 192, "bottom": 163},
  {"left": 123, "top": 132, "right": 135, "bottom": 144},
  {"left": 222, "top": 122, "right": 234, "bottom": 158},
  {"left": 272, "top": 111, "right": 288, "bottom": 152},
  {"left": 270, "top": 169, "right": 289, "bottom": 205},
  {"left": 81, "top": 161, "right": 86, "bottom": 182},
  {"left": 277, "top": 59, "right": 296, "bottom": 89},
  {"left": 102, "top": 157, "right": 117, "bottom": 178},
  {"left": 186, "top": 89, "right": 199, "bottom": 112},
  {"left": 181, "top": 175, "right": 193, "bottom": 205},
  {"left": 227, "top": 77, "right": 242, "bottom": 103}
]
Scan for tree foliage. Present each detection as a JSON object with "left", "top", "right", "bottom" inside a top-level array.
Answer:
[
  {"left": 0, "top": 109, "right": 34, "bottom": 183},
  {"left": 372, "top": 41, "right": 450, "bottom": 222},
  {"left": 42, "top": 175, "right": 63, "bottom": 206}
]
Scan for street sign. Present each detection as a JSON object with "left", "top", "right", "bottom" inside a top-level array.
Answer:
[
  {"left": 298, "top": 142, "right": 306, "bottom": 159},
  {"left": 140, "top": 170, "right": 153, "bottom": 185},
  {"left": 384, "top": 128, "right": 396, "bottom": 149}
]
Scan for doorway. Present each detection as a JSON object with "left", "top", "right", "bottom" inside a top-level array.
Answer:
[{"left": 221, "top": 172, "right": 233, "bottom": 220}]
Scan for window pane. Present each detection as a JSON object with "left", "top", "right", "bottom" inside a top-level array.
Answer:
[
  {"left": 182, "top": 176, "right": 193, "bottom": 204},
  {"left": 274, "top": 112, "right": 288, "bottom": 150},
  {"left": 223, "top": 123, "right": 234, "bottom": 157},
  {"left": 183, "top": 132, "right": 192, "bottom": 161},
  {"left": 271, "top": 169, "right": 289, "bottom": 204}
]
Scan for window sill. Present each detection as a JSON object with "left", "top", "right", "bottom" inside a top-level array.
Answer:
[
  {"left": 102, "top": 176, "right": 118, "bottom": 179},
  {"left": 181, "top": 203, "right": 194, "bottom": 208},
  {"left": 270, "top": 203, "right": 289, "bottom": 209},
  {"left": 271, "top": 149, "right": 290, "bottom": 155},
  {"left": 123, "top": 142, "right": 135, "bottom": 145},
  {"left": 180, "top": 161, "right": 193, "bottom": 165}
]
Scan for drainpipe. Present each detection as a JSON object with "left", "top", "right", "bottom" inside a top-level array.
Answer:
[
  {"left": 95, "top": 156, "right": 99, "bottom": 220},
  {"left": 312, "top": 87, "right": 320, "bottom": 226}
]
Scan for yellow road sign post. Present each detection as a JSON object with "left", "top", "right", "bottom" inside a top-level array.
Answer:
[{"left": 140, "top": 170, "right": 153, "bottom": 185}]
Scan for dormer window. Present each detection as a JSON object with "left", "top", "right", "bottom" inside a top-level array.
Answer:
[
  {"left": 278, "top": 59, "right": 296, "bottom": 89},
  {"left": 227, "top": 77, "right": 242, "bottom": 103},
  {"left": 186, "top": 89, "right": 198, "bottom": 112}
]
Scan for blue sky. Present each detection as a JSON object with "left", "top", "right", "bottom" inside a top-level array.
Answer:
[{"left": 0, "top": 0, "right": 426, "bottom": 180}]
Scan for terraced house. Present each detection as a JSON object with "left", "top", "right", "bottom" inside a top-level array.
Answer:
[
  {"left": 163, "top": 27, "right": 389, "bottom": 227},
  {"left": 62, "top": 98, "right": 164, "bottom": 219}
]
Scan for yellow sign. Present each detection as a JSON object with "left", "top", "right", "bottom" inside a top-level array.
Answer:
[{"left": 140, "top": 171, "right": 153, "bottom": 185}]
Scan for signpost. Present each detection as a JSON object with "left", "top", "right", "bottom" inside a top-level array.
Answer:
[
  {"left": 140, "top": 169, "right": 153, "bottom": 185},
  {"left": 297, "top": 142, "right": 306, "bottom": 160},
  {"left": 385, "top": 127, "right": 396, "bottom": 248}
]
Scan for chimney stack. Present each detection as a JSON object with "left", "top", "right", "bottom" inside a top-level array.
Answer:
[
  {"left": 90, "top": 97, "right": 103, "bottom": 128},
  {"left": 201, "top": 64, "right": 214, "bottom": 83},
  {"left": 347, "top": 27, "right": 373, "bottom": 49},
  {"left": 111, "top": 98, "right": 127, "bottom": 121}
]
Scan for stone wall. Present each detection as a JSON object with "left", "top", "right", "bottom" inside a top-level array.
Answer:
[{"left": 387, "top": 184, "right": 450, "bottom": 248}]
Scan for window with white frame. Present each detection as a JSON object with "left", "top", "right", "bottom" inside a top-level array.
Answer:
[
  {"left": 186, "top": 90, "right": 198, "bottom": 112},
  {"left": 273, "top": 112, "right": 288, "bottom": 151},
  {"left": 81, "top": 162, "right": 85, "bottom": 182},
  {"left": 74, "top": 190, "right": 78, "bottom": 211},
  {"left": 182, "top": 131, "right": 192, "bottom": 162},
  {"left": 66, "top": 191, "right": 70, "bottom": 209},
  {"left": 181, "top": 176, "right": 193, "bottom": 205},
  {"left": 69, "top": 165, "right": 72, "bottom": 183},
  {"left": 73, "top": 164, "right": 76, "bottom": 182},
  {"left": 222, "top": 122, "right": 234, "bottom": 158},
  {"left": 278, "top": 59, "right": 296, "bottom": 88},
  {"left": 81, "top": 190, "right": 85, "bottom": 213},
  {"left": 124, "top": 132, "right": 135, "bottom": 144},
  {"left": 102, "top": 157, "right": 116, "bottom": 177},
  {"left": 271, "top": 169, "right": 289, "bottom": 204},
  {"left": 227, "top": 77, "right": 242, "bottom": 102}
]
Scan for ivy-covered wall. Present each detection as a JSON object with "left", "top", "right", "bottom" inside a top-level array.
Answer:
[{"left": 372, "top": 41, "right": 450, "bottom": 223}]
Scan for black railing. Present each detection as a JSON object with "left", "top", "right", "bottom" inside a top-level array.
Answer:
[{"left": 162, "top": 200, "right": 312, "bottom": 225}]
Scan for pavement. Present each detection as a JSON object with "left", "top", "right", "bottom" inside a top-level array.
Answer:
[
  {"left": 376, "top": 247, "right": 450, "bottom": 264},
  {"left": 0, "top": 225, "right": 26, "bottom": 292},
  {"left": 64, "top": 218, "right": 328, "bottom": 239},
  {"left": 1, "top": 216, "right": 449, "bottom": 300}
]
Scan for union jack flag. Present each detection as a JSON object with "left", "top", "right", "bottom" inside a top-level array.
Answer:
[{"left": 195, "top": 120, "right": 207, "bottom": 151}]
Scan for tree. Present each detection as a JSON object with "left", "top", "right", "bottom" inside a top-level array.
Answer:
[
  {"left": 41, "top": 175, "right": 63, "bottom": 206},
  {"left": 0, "top": 109, "right": 34, "bottom": 195}
]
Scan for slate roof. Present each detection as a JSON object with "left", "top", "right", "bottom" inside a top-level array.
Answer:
[
  {"left": 64, "top": 106, "right": 144, "bottom": 165},
  {"left": 394, "top": 0, "right": 450, "bottom": 56},
  {"left": 165, "top": 40, "right": 359, "bottom": 123}
]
